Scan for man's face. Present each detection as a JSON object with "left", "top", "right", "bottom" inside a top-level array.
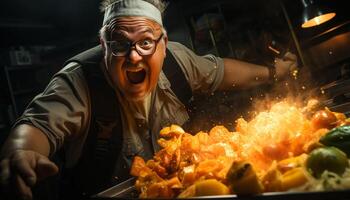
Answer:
[{"left": 102, "top": 17, "right": 167, "bottom": 102}]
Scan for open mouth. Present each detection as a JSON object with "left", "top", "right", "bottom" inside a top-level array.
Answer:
[{"left": 126, "top": 68, "right": 146, "bottom": 84}]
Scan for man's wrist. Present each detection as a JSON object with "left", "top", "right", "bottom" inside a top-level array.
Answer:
[{"left": 268, "top": 65, "right": 277, "bottom": 83}]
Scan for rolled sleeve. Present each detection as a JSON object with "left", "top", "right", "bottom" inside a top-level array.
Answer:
[
  {"left": 167, "top": 42, "right": 224, "bottom": 94},
  {"left": 13, "top": 63, "right": 90, "bottom": 155}
]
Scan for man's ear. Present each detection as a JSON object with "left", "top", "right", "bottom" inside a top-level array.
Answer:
[
  {"left": 100, "top": 37, "right": 106, "bottom": 52},
  {"left": 163, "top": 35, "right": 168, "bottom": 57},
  {"left": 163, "top": 35, "right": 168, "bottom": 46}
]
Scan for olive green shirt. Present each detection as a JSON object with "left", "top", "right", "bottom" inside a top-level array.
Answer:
[{"left": 14, "top": 41, "right": 224, "bottom": 167}]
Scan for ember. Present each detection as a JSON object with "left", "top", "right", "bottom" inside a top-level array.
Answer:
[{"left": 130, "top": 99, "right": 350, "bottom": 198}]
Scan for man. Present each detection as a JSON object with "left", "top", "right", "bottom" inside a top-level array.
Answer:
[{"left": 0, "top": 0, "right": 298, "bottom": 199}]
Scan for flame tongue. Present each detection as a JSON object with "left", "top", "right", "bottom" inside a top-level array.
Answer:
[{"left": 238, "top": 101, "right": 315, "bottom": 171}]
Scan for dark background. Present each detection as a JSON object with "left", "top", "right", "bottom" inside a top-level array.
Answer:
[{"left": 1, "top": 0, "right": 350, "bottom": 142}]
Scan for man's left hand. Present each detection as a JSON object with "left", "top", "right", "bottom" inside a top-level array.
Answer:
[{"left": 274, "top": 52, "right": 298, "bottom": 80}]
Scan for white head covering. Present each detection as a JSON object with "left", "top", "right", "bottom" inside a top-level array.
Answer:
[{"left": 103, "top": 0, "right": 163, "bottom": 26}]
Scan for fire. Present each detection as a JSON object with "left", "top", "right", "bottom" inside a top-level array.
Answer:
[
  {"left": 236, "top": 101, "right": 316, "bottom": 172},
  {"left": 130, "top": 99, "right": 346, "bottom": 198}
]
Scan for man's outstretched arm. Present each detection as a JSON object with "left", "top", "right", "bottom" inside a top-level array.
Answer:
[
  {"left": 0, "top": 124, "right": 58, "bottom": 200},
  {"left": 218, "top": 52, "right": 298, "bottom": 90}
]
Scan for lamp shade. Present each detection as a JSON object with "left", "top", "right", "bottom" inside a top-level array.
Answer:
[{"left": 301, "top": 0, "right": 336, "bottom": 28}]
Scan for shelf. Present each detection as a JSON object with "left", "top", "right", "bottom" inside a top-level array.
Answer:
[{"left": 2, "top": 62, "right": 49, "bottom": 117}]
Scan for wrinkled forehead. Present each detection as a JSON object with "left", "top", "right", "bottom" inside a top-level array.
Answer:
[
  {"left": 109, "top": 17, "right": 162, "bottom": 37},
  {"left": 110, "top": 16, "right": 161, "bottom": 30}
]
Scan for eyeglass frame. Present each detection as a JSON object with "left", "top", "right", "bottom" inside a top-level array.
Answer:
[{"left": 106, "top": 33, "right": 164, "bottom": 57}]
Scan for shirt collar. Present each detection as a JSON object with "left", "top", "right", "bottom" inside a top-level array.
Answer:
[{"left": 157, "top": 71, "right": 171, "bottom": 89}]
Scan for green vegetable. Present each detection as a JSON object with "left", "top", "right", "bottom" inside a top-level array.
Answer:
[
  {"left": 306, "top": 146, "right": 349, "bottom": 178},
  {"left": 320, "top": 125, "right": 350, "bottom": 156}
]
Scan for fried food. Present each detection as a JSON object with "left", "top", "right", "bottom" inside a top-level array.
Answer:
[{"left": 130, "top": 100, "right": 350, "bottom": 198}]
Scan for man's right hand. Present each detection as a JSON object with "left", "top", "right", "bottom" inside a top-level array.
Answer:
[{"left": 0, "top": 150, "right": 58, "bottom": 200}]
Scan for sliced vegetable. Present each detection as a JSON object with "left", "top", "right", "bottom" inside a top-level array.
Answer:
[
  {"left": 179, "top": 179, "right": 230, "bottom": 198},
  {"left": 277, "top": 154, "right": 307, "bottom": 173},
  {"left": 226, "top": 161, "right": 263, "bottom": 195},
  {"left": 280, "top": 167, "right": 309, "bottom": 191},
  {"left": 178, "top": 184, "right": 196, "bottom": 198},
  {"left": 320, "top": 125, "right": 350, "bottom": 156},
  {"left": 194, "top": 179, "right": 230, "bottom": 196},
  {"left": 306, "top": 146, "right": 349, "bottom": 178},
  {"left": 261, "top": 162, "right": 282, "bottom": 192}
]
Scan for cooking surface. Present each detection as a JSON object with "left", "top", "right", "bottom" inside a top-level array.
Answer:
[
  {"left": 98, "top": 102, "right": 350, "bottom": 199},
  {"left": 92, "top": 177, "right": 350, "bottom": 200}
]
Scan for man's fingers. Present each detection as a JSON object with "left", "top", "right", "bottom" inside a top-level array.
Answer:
[
  {"left": 0, "top": 159, "right": 10, "bottom": 186},
  {"left": 14, "top": 174, "right": 33, "bottom": 200},
  {"left": 35, "top": 155, "right": 59, "bottom": 181},
  {"left": 1, "top": 150, "right": 57, "bottom": 200},
  {"left": 10, "top": 152, "right": 37, "bottom": 187},
  {"left": 283, "top": 52, "right": 297, "bottom": 61}
]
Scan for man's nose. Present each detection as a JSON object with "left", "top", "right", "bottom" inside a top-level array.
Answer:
[{"left": 127, "top": 48, "right": 143, "bottom": 64}]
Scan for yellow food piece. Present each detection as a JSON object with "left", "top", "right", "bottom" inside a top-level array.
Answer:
[
  {"left": 181, "top": 164, "right": 196, "bottom": 187},
  {"left": 277, "top": 154, "right": 307, "bottom": 173},
  {"left": 226, "top": 161, "right": 264, "bottom": 195},
  {"left": 261, "top": 162, "right": 282, "bottom": 192},
  {"left": 281, "top": 167, "right": 309, "bottom": 191},
  {"left": 159, "top": 124, "right": 185, "bottom": 138},
  {"left": 194, "top": 179, "right": 230, "bottom": 196},
  {"left": 178, "top": 179, "right": 230, "bottom": 197},
  {"left": 178, "top": 184, "right": 196, "bottom": 198}
]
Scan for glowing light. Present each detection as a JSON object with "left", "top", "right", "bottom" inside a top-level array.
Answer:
[
  {"left": 292, "top": 69, "right": 298, "bottom": 79},
  {"left": 302, "top": 13, "right": 336, "bottom": 28}
]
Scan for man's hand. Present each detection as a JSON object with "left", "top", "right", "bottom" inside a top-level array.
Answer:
[
  {"left": 0, "top": 150, "right": 58, "bottom": 200},
  {"left": 274, "top": 52, "right": 298, "bottom": 80}
]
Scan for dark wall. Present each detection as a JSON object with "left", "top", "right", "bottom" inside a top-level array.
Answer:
[
  {"left": 0, "top": 0, "right": 102, "bottom": 47},
  {"left": 163, "top": 2, "right": 194, "bottom": 49},
  {"left": 0, "top": 0, "right": 103, "bottom": 145}
]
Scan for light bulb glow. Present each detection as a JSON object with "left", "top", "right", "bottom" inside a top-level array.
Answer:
[{"left": 302, "top": 12, "right": 336, "bottom": 28}]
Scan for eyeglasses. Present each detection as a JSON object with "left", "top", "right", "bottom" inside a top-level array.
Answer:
[{"left": 106, "top": 33, "right": 164, "bottom": 57}]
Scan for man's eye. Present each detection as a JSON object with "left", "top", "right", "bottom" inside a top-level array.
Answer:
[{"left": 138, "top": 39, "right": 153, "bottom": 49}]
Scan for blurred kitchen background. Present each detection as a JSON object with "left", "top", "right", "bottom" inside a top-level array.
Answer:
[{"left": 0, "top": 0, "right": 349, "bottom": 143}]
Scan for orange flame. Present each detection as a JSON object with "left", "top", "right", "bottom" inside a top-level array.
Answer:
[{"left": 236, "top": 100, "right": 317, "bottom": 172}]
